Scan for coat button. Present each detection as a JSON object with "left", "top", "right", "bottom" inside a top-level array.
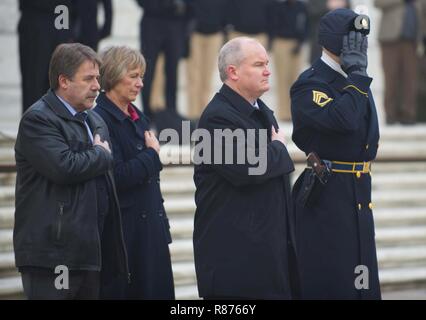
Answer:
[
  {"left": 365, "top": 144, "right": 369, "bottom": 150},
  {"left": 356, "top": 171, "right": 361, "bottom": 178},
  {"left": 158, "top": 210, "right": 163, "bottom": 217},
  {"left": 358, "top": 203, "right": 362, "bottom": 210},
  {"left": 136, "top": 143, "right": 143, "bottom": 150},
  {"left": 141, "top": 211, "right": 147, "bottom": 219},
  {"left": 369, "top": 202, "right": 373, "bottom": 210}
]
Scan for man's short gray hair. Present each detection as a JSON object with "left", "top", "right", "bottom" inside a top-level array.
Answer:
[{"left": 218, "top": 37, "right": 257, "bottom": 82}]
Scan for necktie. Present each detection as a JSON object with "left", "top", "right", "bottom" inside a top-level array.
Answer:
[
  {"left": 74, "top": 112, "right": 94, "bottom": 143},
  {"left": 74, "top": 112, "right": 88, "bottom": 123}
]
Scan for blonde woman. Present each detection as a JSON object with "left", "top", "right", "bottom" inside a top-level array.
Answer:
[{"left": 95, "top": 46, "right": 174, "bottom": 299}]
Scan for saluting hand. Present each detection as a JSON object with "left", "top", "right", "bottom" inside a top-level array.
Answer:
[
  {"left": 271, "top": 126, "right": 286, "bottom": 145},
  {"left": 340, "top": 31, "right": 368, "bottom": 76}
]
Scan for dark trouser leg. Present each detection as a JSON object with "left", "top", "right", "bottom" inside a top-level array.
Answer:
[
  {"left": 140, "top": 17, "right": 164, "bottom": 119},
  {"left": 400, "top": 41, "right": 418, "bottom": 123},
  {"left": 21, "top": 270, "right": 100, "bottom": 300},
  {"left": 164, "top": 20, "right": 185, "bottom": 113},
  {"left": 381, "top": 42, "right": 401, "bottom": 124},
  {"left": 18, "top": 17, "right": 51, "bottom": 114}
]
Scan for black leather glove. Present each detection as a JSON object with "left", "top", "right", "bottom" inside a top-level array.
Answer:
[{"left": 340, "top": 31, "right": 368, "bottom": 76}]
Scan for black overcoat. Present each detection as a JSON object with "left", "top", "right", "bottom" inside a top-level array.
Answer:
[{"left": 193, "top": 84, "right": 297, "bottom": 299}]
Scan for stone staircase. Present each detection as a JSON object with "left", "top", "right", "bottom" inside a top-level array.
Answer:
[{"left": 1, "top": 125, "right": 426, "bottom": 299}]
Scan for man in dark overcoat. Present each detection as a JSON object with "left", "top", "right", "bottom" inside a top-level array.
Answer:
[
  {"left": 291, "top": 9, "right": 381, "bottom": 299},
  {"left": 193, "top": 37, "right": 298, "bottom": 299}
]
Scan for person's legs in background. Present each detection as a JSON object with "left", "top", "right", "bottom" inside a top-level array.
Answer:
[
  {"left": 400, "top": 40, "right": 418, "bottom": 124},
  {"left": 381, "top": 42, "right": 401, "bottom": 124},
  {"left": 273, "top": 38, "right": 302, "bottom": 122}
]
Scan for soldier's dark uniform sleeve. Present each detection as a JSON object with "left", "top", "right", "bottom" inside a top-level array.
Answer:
[{"left": 291, "top": 73, "right": 372, "bottom": 134}]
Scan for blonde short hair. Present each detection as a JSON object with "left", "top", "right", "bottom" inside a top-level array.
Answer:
[{"left": 99, "top": 46, "right": 146, "bottom": 91}]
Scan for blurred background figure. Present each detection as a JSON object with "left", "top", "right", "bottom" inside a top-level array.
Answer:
[
  {"left": 74, "top": 0, "right": 113, "bottom": 51},
  {"left": 18, "top": 0, "right": 74, "bottom": 114},
  {"left": 306, "top": 0, "right": 351, "bottom": 64},
  {"left": 137, "top": 0, "right": 192, "bottom": 133},
  {"left": 375, "top": 0, "right": 426, "bottom": 125},
  {"left": 267, "top": 0, "right": 308, "bottom": 122},
  {"left": 226, "top": 0, "right": 271, "bottom": 48},
  {"left": 185, "top": 0, "right": 227, "bottom": 121},
  {"left": 418, "top": 18, "right": 426, "bottom": 122},
  {"left": 18, "top": 0, "right": 113, "bottom": 114}
]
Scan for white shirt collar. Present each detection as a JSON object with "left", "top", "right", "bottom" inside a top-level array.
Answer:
[
  {"left": 321, "top": 51, "right": 348, "bottom": 78},
  {"left": 56, "top": 94, "right": 84, "bottom": 116}
]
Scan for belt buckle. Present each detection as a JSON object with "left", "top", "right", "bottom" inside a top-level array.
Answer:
[{"left": 363, "top": 162, "right": 370, "bottom": 173}]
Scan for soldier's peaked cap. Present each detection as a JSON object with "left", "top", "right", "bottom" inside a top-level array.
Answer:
[{"left": 318, "top": 8, "right": 359, "bottom": 56}]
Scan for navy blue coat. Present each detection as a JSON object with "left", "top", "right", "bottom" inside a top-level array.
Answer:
[
  {"left": 94, "top": 92, "right": 174, "bottom": 299},
  {"left": 290, "top": 59, "right": 381, "bottom": 299},
  {"left": 193, "top": 84, "right": 298, "bottom": 299}
]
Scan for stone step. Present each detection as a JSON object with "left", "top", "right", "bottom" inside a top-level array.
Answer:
[
  {"left": 382, "top": 288, "right": 426, "bottom": 300},
  {"left": 0, "top": 229, "right": 13, "bottom": 253},
  {"left": 169, "top": 217, "right": 193, "bottom": 240},
  {"left": 0, "top": 207, "right": 13, "bottom": 229},
  {"left": 172, "top": 261, "right": 197, "bottom": 287},
  {"left": 0, "top": 251, "right": 14, "bottom": 270},
  {"left": 163, "top": 198, "right": 195, "bottom": 217},
  {"left": 0, "top": 133, "right": 16, "bottom": 148},
  {"left": 373, "top": 190, "right": 426, "bottom": 208},
  {"left": 170, "top": 238, "right": 193, "bottom": 262},
  {"left": 161, "top": 167, "right": 194, "bottom": 180},
  {"left": 0, "top": 147, "right": 14, "bottom": 165},
  {"left": 0, "top": 172, "right": 15, "bottom": 185},
  {"left": 377, "top": 142, "right": 426, "bottom": 159},
  {"left": 160, "top": 180, "right": 195, "bottom": 196},
  {"left": 372, "top": 172, "right": 426, "bottom": 190},
  {"left": 376, "top": 226, "right": 426, "bottom": 246},
  {"left": 376, "top": 126, "right": 426, "bottom": 142},
  {"left": 0, "top": 186, "right": 14, "bottom": 206},
  {"left": 175, "top": 284, "right": 199, "bottom": 300},
  {"left": 374, "top": 207, "right": 426, "bottom": 227},
  {"left": 0, "top": 276, "right": 22, "bottom": 299},
  {"left": 380, "top": 266, "right": 426, "bottom": 289},
  {"left": 378, "top": 245, "right": 426, "bottom": 268}
]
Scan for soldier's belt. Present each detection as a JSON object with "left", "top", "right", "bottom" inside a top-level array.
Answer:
[
  {"left": 328, "top": 161, "right": 371, "bottom": 174},
  {"left": 308, "top": 160, "right": 371, "bottom": 174}
]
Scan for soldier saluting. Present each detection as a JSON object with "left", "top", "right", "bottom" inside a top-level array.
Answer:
[{"left": 290, "top": 8, "right": 381, "bottom": 299}]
